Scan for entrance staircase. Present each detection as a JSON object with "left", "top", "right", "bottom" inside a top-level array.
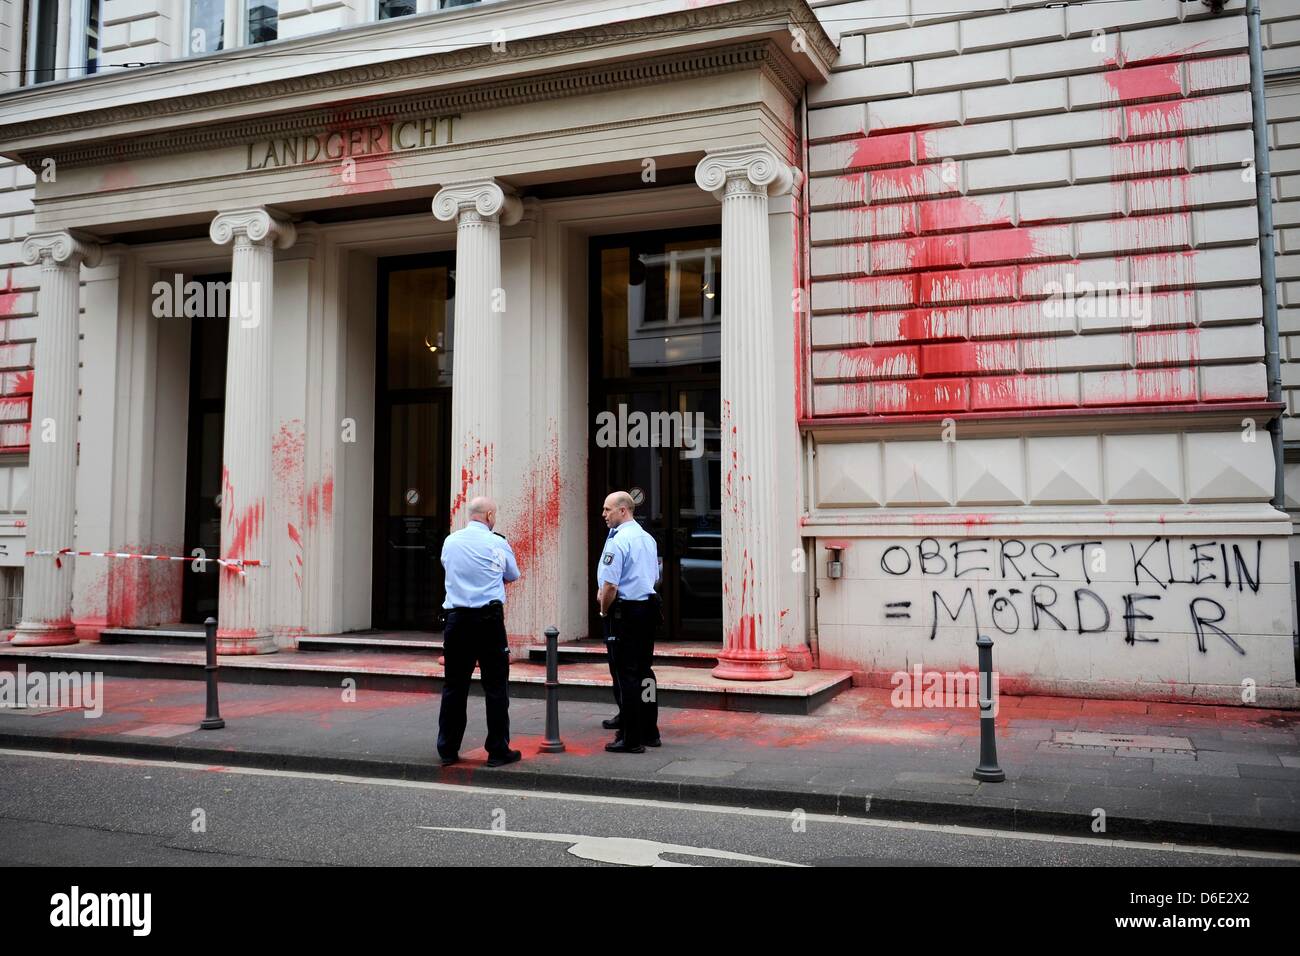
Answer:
[{"left": 3, "top": 628, "right": 851, "bottom": 715}]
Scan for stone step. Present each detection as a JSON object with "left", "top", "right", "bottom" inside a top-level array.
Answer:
[
  {"left": 524, "top": 638, "right": 720, "bottom": 669},
  {"left": 0, "top": 641, "right": 851, "bottom": 715},
  {"left": 298, "top": 634, "right": 443, "bottom": 653},
  {"left": 100, "top": 625, "right": 208, "bottom": 646},
  {"left": 100, "top": 629, "right": 720, "bottom": 667}
]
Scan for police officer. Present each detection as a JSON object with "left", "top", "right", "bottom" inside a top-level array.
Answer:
[
  {"left": 596, "top": 490, "right": 661, "bottom": 753},
  {"left": 437, "top": 496, "right": 522, "bottom": 768}
]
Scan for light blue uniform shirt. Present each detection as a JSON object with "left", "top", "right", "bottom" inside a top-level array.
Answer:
[
  {"left": 596, "top": 519, "right": 659, "bottom": 600},
  {"left": 441, "top": 520, "right": 520, "bottom": 609}
]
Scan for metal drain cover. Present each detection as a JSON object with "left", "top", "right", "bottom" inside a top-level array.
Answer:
[{"left": 1052, "top": 731, "right": 1195, "bottom": 754}]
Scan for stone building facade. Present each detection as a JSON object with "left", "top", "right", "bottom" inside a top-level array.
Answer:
[{"left": 0, "top": 0, "right": 1297, "bottom": 704}]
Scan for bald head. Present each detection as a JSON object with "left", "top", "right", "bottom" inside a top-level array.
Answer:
[
  {"left": 468, "top": 496, "right": 498, "bottom": 530},
  {"left": 601, "top": 491, "right": 635, "bottom": 529}
]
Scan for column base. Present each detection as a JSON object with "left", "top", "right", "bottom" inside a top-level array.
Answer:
[
  {"left": 11, "top": 621, "right": 79, "bottom": 647},
  {"left": 783, "top": 645, "right": 815, "bottom": 672},
  {"left": 712, "top": 648, "right": 794, "bottom": 681},
  {"left": 216, "top": 631, "right": 278, "bottom": 655},
  {"left": 74, "top": 618, "right": 108, "bottom": 642}
]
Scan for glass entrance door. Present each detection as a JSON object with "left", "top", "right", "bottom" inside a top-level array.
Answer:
[
  {"left": 589, "top": 228, "right": 722, "bottom": 641},
  {"left": 671, "top": 386, "right": 721, "bottom": 635},
  {"left": 373, "top": 254, "right": 455, "bottom": 630}
]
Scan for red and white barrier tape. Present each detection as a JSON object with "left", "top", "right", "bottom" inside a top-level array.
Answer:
[{"left": 24, "top": 548, "right": 266, "bottom": 574}]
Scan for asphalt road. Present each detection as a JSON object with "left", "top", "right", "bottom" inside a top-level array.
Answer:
[{"left": 0, "top": 748, "right": 1293, "bottom": 867}]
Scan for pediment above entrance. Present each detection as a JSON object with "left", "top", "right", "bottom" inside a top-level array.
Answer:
[{"left": 0, "top": 0, "right": 833, "bottom": 237}]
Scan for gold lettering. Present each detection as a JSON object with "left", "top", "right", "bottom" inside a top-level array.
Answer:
[
  {"left": 247, "top": 118, "right": 450, "bottom": 171},
  {"left": 394, "top": 121, "right": 416, "bottom": 150}
]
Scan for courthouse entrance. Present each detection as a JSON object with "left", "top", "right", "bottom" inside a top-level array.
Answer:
[
  {"left": 588, "top": 227, "right": 723, "bottom": 642},
  {"left": 372, "top": 254, "right": 455, "bottom": 630}
]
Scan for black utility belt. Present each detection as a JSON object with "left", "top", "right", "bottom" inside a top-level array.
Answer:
[
  {"left": 448, "top": 601, "right": 503, "bottom": 613},
  {"left": 614, "top": 596, "right": 657, "bottom": 605}
]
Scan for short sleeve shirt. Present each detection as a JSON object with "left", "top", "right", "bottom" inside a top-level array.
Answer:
[
  {"left": 441, "top": 521, "right": 520, "bottom": 609},
  {"left": 595, "top": 519, "right": 658, "bottom": 600}
]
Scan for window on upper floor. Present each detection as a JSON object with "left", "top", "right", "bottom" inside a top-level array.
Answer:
[
  {"left": 378, "top": 0, "right": 416, "bottom": 19},
  {"left": 187, "top": 0, "right": 225, "bottom": 55},
  {"left": 248, "top": 0, "right": 278, "bottom": 44},
  {"left": 84, "top": 0, "right": 101, "bottom": 75},
  {"left": 24, "top": 0, "right": 58, "bottom": 84}
]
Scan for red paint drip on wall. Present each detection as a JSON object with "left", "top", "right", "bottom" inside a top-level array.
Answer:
[
  {"left": 0, "top": 272, "right": 19, "bottom": 316},
  {"left": 450, "top": 438, "right": 493, "bottom": 525},
  {"left": 509, "top": 430, "right": 562, "bottom": 576},
  {"left": 305, "top": 472, "right": 334, "bottom": 530}
]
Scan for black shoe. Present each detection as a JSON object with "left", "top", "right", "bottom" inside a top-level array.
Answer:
[
  {"left": 601, "top": 715, "right": 622, "bottom": 730},
  {"left": 486, "top": 749, "right": 522, "bottom": 768},
  {"left": 614, "top": 731, "right": 660, "bottom": 746},
  {"left": 439, "top": 753, "right": 460, "bottom": 767},
  {"left": 605, "top": 739, "right": 645, "bottom": 754}
]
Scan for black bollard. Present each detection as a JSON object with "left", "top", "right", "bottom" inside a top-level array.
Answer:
[
  {"left": 200, "top": 616, "right": 225, "bottom": 730},
  {"left": 539, "top": 626, "right": 565, "bottom": 753},
  {"left": 973, "top": 634, "right": 1004, "bottom": 782}
]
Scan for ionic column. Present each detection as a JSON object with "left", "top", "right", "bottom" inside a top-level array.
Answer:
[
  {"left": 432, "top": 179, "right": 522, "bottom": 525},
  {"left": 209, "top": 208, "right": 296, "bottom": 655},
  {"left": 696, "top": 145, "right": 801, "bottom": 681},
  {"left": 12, "top": 233, "right": 100, "bottom": 646}
]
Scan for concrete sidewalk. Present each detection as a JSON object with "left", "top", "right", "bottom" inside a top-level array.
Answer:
[{"left": 1, "top": 670, "right": 1297, "bottom": 853}]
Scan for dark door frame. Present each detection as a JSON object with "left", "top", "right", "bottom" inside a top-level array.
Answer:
[
  {"left": 371, "top": 252, "right": 455, "bottom": 631},
  {"left": 180, "top": 272, "right": 231, "bottom": 625},
  {"left": 586, "top": 226, "right": 722, "bottom": 642}
]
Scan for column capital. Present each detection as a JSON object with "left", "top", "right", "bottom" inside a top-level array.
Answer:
[
  {"left": 209, "top": 207, "right": 297, "bottom": 249},
  {"left": 695, "top": 145, "right": 802, "bottom": 201},
  {"left": 432, "top": 179, "right": 523, "bottom": 227},
  {"left": 21, "top": 231, "right": 102, "bottom": 269}
]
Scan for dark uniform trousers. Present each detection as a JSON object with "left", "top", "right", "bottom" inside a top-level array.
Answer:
[
  {"left": 603, "top": 612, "right": 622, "bottom": 712},
  {"left": 609, "top": 596, "right": 660, "bottom": 748},
  {"left": 437, "top": 602, "right": 511, "bottom": 759}
]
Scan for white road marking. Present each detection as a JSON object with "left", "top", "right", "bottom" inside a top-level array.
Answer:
[
  {"left": 2, "top": 747, "right": 1296, "bottom": 862},
  {"left": 419, "top": 826, "right": 804, "bottom": 867}
]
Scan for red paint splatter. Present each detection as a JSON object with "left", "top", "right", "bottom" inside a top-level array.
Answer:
[
  {"left": 310, "top": 107, "right": 398, "bottom": 197},
  {"left": 506, "top": 428, "right": 562, "bottom": 576},
  {"left": 847, "top": 131, "right": 914, "bottom": 170},
  {"left": 0, "top": 272, "right": 19, "bottom": 316},
  {"left": 1100, "top": 62, "right": 1182, "bottom": 104},
  {"left": 305, "top": 471, "right": 334, "bottom": 530},
  {"left": 450, "top": 438, "right": 493, "bottom": 526}
]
